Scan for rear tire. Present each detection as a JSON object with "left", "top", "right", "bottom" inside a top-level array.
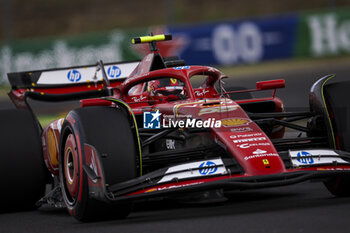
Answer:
[
  {"left": 0, "top": 109, "right": 46, "bottom": 211},
  {"left": 59, "top": 106, "right": 138, "bottom": 221}
]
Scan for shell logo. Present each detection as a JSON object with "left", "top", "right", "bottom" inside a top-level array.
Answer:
[{"left": 221, "top": 118, "right": 251, "bottom": 127}]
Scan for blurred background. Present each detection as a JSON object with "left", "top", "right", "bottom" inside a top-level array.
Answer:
[
  {"left": 1, "top": 0, "right": 350, "bottom": 119},
  {"left": 1, "top": 0, "right": 349, "bottom": 40}
]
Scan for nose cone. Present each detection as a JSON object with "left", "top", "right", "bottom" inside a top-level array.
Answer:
[
  {"left": 173, "top": 99, "right": 286, "bottom": 176},
  {"left": 214, "top": 127, "right": 286, "bottom": 176}
]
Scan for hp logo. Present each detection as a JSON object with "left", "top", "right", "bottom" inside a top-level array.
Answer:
[
  {"left": 199, "top": 161, "right": 217, "bottom": 175},
  {"left": 107, "top": 66, "right": 121, "bottom": 78},
  {"left": 67, "top": 70, "right": 82, "bottom": 82},
  {"left": 297, "top": 151, "right": 314, "bottom": 164}
]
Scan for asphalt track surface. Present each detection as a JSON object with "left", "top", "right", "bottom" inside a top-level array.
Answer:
[
  {"left": 1, "top": 182, "right": 350, "bottom": 233},
  {"left": 0, "top": 59, "right": 350, "bottom": 233}
]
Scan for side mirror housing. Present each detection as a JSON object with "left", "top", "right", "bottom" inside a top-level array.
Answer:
[{"left": 256, "top": 79, "right": 285, "bottom": 90}]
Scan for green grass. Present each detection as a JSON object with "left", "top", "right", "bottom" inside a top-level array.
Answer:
[
  {"left": 0, "top": 85, "right": 10, "bottom": 97},
  {"left": 37, "top": 115, "right": 59, "bottom": 128}
]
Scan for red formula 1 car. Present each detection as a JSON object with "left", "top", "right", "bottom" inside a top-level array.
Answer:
[{"left": 1, "top": 34, "right": 350, "bottom": 221}]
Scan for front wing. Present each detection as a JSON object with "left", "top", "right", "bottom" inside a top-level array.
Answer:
[{"left": 92, "top": 149, "right": 350, "bottom": 203}]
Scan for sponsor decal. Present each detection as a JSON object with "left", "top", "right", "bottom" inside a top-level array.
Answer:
[
  {"left": 67, "top": 69, "right": 81, "bottom": 82},
  {"left": 199, "top": 161, "right": 218, "bottom": 175},
  {"left": 131, "top": 96, "right": 147, "bottom": 102},
  {"left": 253, "top": 149, "right": 267, "bottom": 154},
  {"left": 229, "top": 133, "right": 262, "bottom": 139},
  {"left": 244, "top": 153, "right": 279, "bottom": 160},
  {"left": 230, "top": 127, "right": 253, "bottom": 132},
  {"left": 173, "top": 66, "right": 190, "bottom": 70},
  {"left": 143, "top": 110, "right": 161, "bottom": 129},
  {"left": 166, "top": 139, "right": 176, "bottom": 150},
  {"left": 194, "top": 89, "right": 210, "bottom": 97},
  {"left": 170, "top": 78, "right": 178, "bottom": 84},
  {"left": 262, "top": 159, "right": 270, "bottom": 165},
  {"left": 317, "top": 168, "right": 350, "bottom": 171},
  {"left": 221, "top": 118, "right": 251, "bottom": 127},
  {"left": 296, "top": 151, "right": 314, "bottom": 164},
  {"left": 107, "top": 65, "right": 121, "bottom": 78},
  {"left": 237, "top": 142, "right": 270, "bottom": 149},
  {"left": 290, "top": 149, "right": 350, "bottom": 166},
  {"left": 233, "top": 137, "right": 267, "bottom": 143},
  {"left": 198, "top": 105, "right": 237, "bottom": 116}
]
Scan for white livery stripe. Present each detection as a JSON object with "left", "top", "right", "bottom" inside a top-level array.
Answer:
[
  {"left": 37, "top": 62, "right": 139, "bottom": 85},
  {"left": 289, "top": 149, "right": 350, "bottom": 166},
  {"left": 157, "top": 158, "right": 226, "bottom": 184}
]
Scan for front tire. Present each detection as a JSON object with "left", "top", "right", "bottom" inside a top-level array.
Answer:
[
  {"left": 324, "top": 177, "right": 350, "bottom": 197},
  {"left": 59, "top": 106, "right": 138, "bottom": 221}
]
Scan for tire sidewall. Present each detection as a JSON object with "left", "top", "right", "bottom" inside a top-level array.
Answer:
[{"left": 59, "top": 120, "right": 89, "bottom": 220}]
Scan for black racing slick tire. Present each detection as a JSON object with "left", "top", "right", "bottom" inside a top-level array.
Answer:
[
  {"left": 59, "top": 106, "right": 138, "bottom": 222},
  {"left": 324, "top": 177, "right": 350, "bottom": 197},
  {"left": 0, "top": 109, "right": 46, "bottom": 211}
]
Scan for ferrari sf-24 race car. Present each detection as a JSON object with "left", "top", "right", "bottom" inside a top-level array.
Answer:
[{"left": 1, "top": 34, "right": 350, "bottom": 221}]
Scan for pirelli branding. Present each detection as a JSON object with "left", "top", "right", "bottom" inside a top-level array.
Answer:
[{"left": 232, "top": 137, "right": 267, "bottom": 143}]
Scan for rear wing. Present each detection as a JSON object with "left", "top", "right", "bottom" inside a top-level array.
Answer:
[
  {"left": 7, "top": 60, "right": 139, "bottom": 106},
  {"left": 8, "top": 60, "right": 139, "bottom": 89}
]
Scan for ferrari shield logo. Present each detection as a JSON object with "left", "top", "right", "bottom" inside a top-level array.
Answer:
[{"left": 262, "top": 159, "right": 269, "bottom": 165}]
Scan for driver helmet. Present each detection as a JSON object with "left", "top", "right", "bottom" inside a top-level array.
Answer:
[{"left": 147, "top": 78, "right": 184, "bottom": 96}]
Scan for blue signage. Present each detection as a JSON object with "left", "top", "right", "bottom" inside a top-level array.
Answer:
[{"left": 169, "top": 14, "right": 298, "bottom": 66}]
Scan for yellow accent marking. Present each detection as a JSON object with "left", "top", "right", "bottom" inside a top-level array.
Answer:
[
  {"left": 40, "top": 92, "right": 44, "bottom": 95},
  {"left": 98, "top": 89, "right": 101, "bottom": 91},
  {"left": 145, "top": 188, "right": 157, "bottom": 193},
  {"left": 132, "top": 35, "right": 166, "bottom": 44},
  {"left": 105, "top": 98, "right": 143, "bottom": 176},
  {"left": 87, "top": 80, "right": 90, "bottom": 83},
  {"left": 262, "top": 159, "right": 269, "bottom": 165},
  {"left": 47, "top": 129, "right": 59, "bottom": 166},
  {"left": 170, "top": 78, "right": 177, "bottom": 85},
  {"left": 88, "top": 85, "right": 91, "bottom": 88},
  {"left": 221, "top": 118, "right": 249, "bottom": 127},
  {"left": 31, "top": 83, "right": 35, "bottom": 86},
  {"left": 321, "top": 75, "right": 336, "bottom": 149}
]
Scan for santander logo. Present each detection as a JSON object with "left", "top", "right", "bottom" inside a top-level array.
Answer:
[{"left": 252, "top": 149, "right": 267, "bottom": 154}]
